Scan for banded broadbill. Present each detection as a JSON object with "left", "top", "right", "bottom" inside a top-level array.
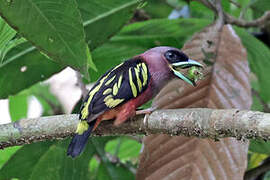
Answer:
[{"left": 67, "top": 46, "right": 202, "bottom": 158}]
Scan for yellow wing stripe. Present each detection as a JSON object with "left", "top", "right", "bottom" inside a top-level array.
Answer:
[
  {"left": 105, "top": 75, "right": 116, "bottom": 86},
  {"left": 81, "top": 73, "right": 110, "bottom": 119},
  {"left": 104, "top": 95, "right": 113, "bottom": 102},
  {"left": 75, "top": 121, "right": 89, "bottom": 135},
  {"left": 112, "top": 62, "right": 123, "bottom": 71},
  {"left": 105, "top": 98, "right": 124, "bottom": 108},
  {"left": 113, "top": 83, "right": 119, "bottom": 96},
  {"left": 134, "top": 66, "right": 142, "bottom": 92},
  {"left": 103, "top": 88, "right": 112, "bottom": 95},
  {"left": 141, "top": 63, "right": 148, "bottom": 86},
  {"left": 129, "top": 68, "right": 137, "bottom": 97},
  {"left": 118, "top": 75, "right": 123, "bottom": 88}
]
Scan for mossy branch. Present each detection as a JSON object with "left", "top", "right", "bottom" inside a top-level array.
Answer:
[{"left": 1, "top": 108, "right": 270, "bottom": 149}]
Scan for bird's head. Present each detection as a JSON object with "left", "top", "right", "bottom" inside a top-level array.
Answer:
[{"left": 141, "top": 46, "right": 203, "bottom": 87}]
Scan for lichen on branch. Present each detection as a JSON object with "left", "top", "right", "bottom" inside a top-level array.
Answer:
[{"left": 1, "top": 108, "right": 270, "bottom": 149}]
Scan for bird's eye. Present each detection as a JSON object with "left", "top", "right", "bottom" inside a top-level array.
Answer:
[{"left": 164, "top": 50, "right": 188, "bottom": 63}]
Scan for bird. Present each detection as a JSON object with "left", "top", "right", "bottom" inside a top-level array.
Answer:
[{"left": 67, "top": 46, "right": 203, "bottom": 158}]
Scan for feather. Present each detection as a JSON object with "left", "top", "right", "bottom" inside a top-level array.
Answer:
[{"left": 79, "top": 58, "right": 150, "bottom": 121}]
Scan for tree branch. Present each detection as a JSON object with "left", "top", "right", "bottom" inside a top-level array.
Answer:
[
  {"left": 225, "top": 11, "right": 270, "bottom": 28},
  {"left": 195, "top": 0, "right": 270, "bottom": 28},
  {"left": 1, "top": 108, "right": 270, "bottom": 149}
]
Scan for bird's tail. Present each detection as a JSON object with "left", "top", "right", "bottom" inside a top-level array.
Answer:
[{"left": 67, "top": 120, "right": 96, "bottom": 158}]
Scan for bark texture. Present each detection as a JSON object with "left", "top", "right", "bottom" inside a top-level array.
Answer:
[{"left": 2, "top": 108, "right": 270, "bottom": 149}]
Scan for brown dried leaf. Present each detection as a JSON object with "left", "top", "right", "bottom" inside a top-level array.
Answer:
[{"left": 137, "top": 24, "right": 251, "bottom": 180}]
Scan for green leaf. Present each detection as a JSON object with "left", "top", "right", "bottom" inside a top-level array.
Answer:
[
  {"left": 143, "top": 0, "right": 173, "bottom": 18},
  {"left": 0, "top": 146, "right": 21, "bottom": 169},
  {"left": 90, "top": 43, "right": 146, "bottom": 82},
  {"left": 8, "top": 94, "right": 28, "bottom": 121},
  {"left": 0, "top": 141, "right": 53, "bottom": 180},
  {"left": 0, "top": 139, "right": 95, "bottom": 180},
  {"left": 0, "top": 17, "right": 15, "bottom": 62},
  {"left": 0, "top": 17, "right": 26, "bottom": 63},
  {"left": 79, "top": 0, "right": 138, "bottom": 50},
  {"left": 89, "top": 156, "right": 99, "bottom": 179},
  {"left": 250, "top": 0, "right": 270, "bottom": 18},
  {"left": 0, "top": 0, "right": 92, "bottom": 78},
  {"left": 0, "top": 17, "right": 16, "bottom": 50},
  {"left": 89, "top": 18, "right": 210, "bottom": 82},
  {"left": 26, "top": 83, "right": 63, "bottom": 116},
  {"left": 234, "top": 27, "right": 270, "bottom": 101},
  {"left": 97, "top": 163, "right": 134, "bottom": 180},
  {"left": 249, "top": 140, "right": 270, "bottom": 155},
  {"left": 247, "top": 151, "right": 268, "bottom": 170},
  {"left": 113, "top": 18, "right": 210, "bottom": 47},
  {"left": 0, "top": 137, "right": 119, "bottom": 180},
  {"left": 189, "top": 1, "right": 214, "bottom": 19},
  {"left": 0, "top": 42, "right": 63, "bottom": 99},
  {"left": 92, "top": 138, "right": 134, "bottom": 180},
  {"left": 0, "top": 0, "right": 138, "bottom": 98},
  {"left": 105, "top": 137, "right": 141, "bottom": 162}
]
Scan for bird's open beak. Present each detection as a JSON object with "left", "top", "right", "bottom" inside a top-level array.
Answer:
[{"left": 170, "top": 59, "right": 203, "bottom": 86}]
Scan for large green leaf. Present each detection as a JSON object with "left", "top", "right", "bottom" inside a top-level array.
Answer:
[
  {"left": 0, "top": 146, "right": 20, "bottom": 169},
  {"left": 114, "top": 18, "right": 210, "bottom": 47},
  {"left": 92, "top": 138, "right": 134, "bottom": 180},
  {"left": 89, "top": 18, "right": 210, "bottom": 82},
  {"left": 0, "top": 139, "right": 94, "bottom": 180},
  {"left": 90, "top": 43, "right": 146, "bottom": 82},
  {"left": 250, "top": 0, "right": 270, "bottom": 18},
  {"left": 9, "top": 94, "right": 28, "bottom": 121},
  {"left": 249, "top": 140, "right": 270, "bottom": 155},
  {"left": 0, "top": 0, "right": 137, "bottom": 99},
  {"left": 143, "top": 0, "right": 173, "bottom": 18},
  {"left": 0, "top": 0, "right": 92, "bottom": 78},
  {"left": 0, "top": 42, "right": 64, "bottom": 99},
  {"left": 0, "top": 17, "right": 16, "bottom": 62},
  {"left": 105, "top": 137, "right": 141, "bottom": 162},
  {"left": 97, "top": 163, "right": 134, "bottom": 180},
  {"left": 234, "top": 27, "right": 270, "bottom": 101},
  {"left": 79, "top": 0, "right": 138, "bottom": 50},
  {"left": 189, "top": 1, "right": 214, "bottom": 19},
  {"left": 0, "top": 137, "right": 120, "bottom": 180},
  {"left": 0, "top": 141, "right": 54, "bottom": 180}
]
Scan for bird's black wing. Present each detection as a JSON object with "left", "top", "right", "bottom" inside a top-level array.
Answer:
[{"left": 79, "top": 58, "right": 151, "bottom": 122}]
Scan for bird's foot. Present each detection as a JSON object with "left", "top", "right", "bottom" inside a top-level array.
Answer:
[
  {"left": 135, "top": 107, "right": 156, "bottom": 115},
  {"left": 137, "top": 107, "right": 156, "bottom": 135}
]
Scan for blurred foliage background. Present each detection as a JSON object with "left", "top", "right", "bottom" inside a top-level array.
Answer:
[{"left": 0, "top": 0, "right": 270, "bottom": 179}]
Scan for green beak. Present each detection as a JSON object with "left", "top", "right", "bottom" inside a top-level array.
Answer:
[{"left": 170, "top": 59, "right": 203, "bottom": 86}]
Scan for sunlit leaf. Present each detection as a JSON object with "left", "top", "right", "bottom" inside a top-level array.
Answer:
[
  {"left": 8, "top": 94, "right": 28, "bottom": 121},
  {"left": 0, "top": 0, "right": 92, "bottom": 78},
  {"left": 235, "top": 27, "right": 270, "bottom": 101}
]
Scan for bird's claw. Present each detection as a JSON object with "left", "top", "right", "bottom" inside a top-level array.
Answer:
[
  {"left": 137, "top": 107, "right": 156, "bottom": 134},
  {"left": 135, "top": 107, "right": 156, "bottom": 115}
]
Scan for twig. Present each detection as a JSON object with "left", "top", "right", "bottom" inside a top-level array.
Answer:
[
  {"left": 36, "top": 93, "right": 64, "bottom": 115},
  {"left": 214, "top": 0, "right": 225, "bottom": 29},
  {"left": 225, "top": 11, "right": 270, "bottom": 28},
  {"left": 244, "top": 157, "right": 270, "bottom": 180},
  {"left": 195, "top": 0, "right": 270, "bottom": 27},
  {"left": 1, "top": 108, "right": 270, "bottom": 149},
  {"left": 229, "top": 0, "right": 241, "bottom": 8},
  {"left": 106, "top": 153, "right": 137, "bottom": 174}
]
